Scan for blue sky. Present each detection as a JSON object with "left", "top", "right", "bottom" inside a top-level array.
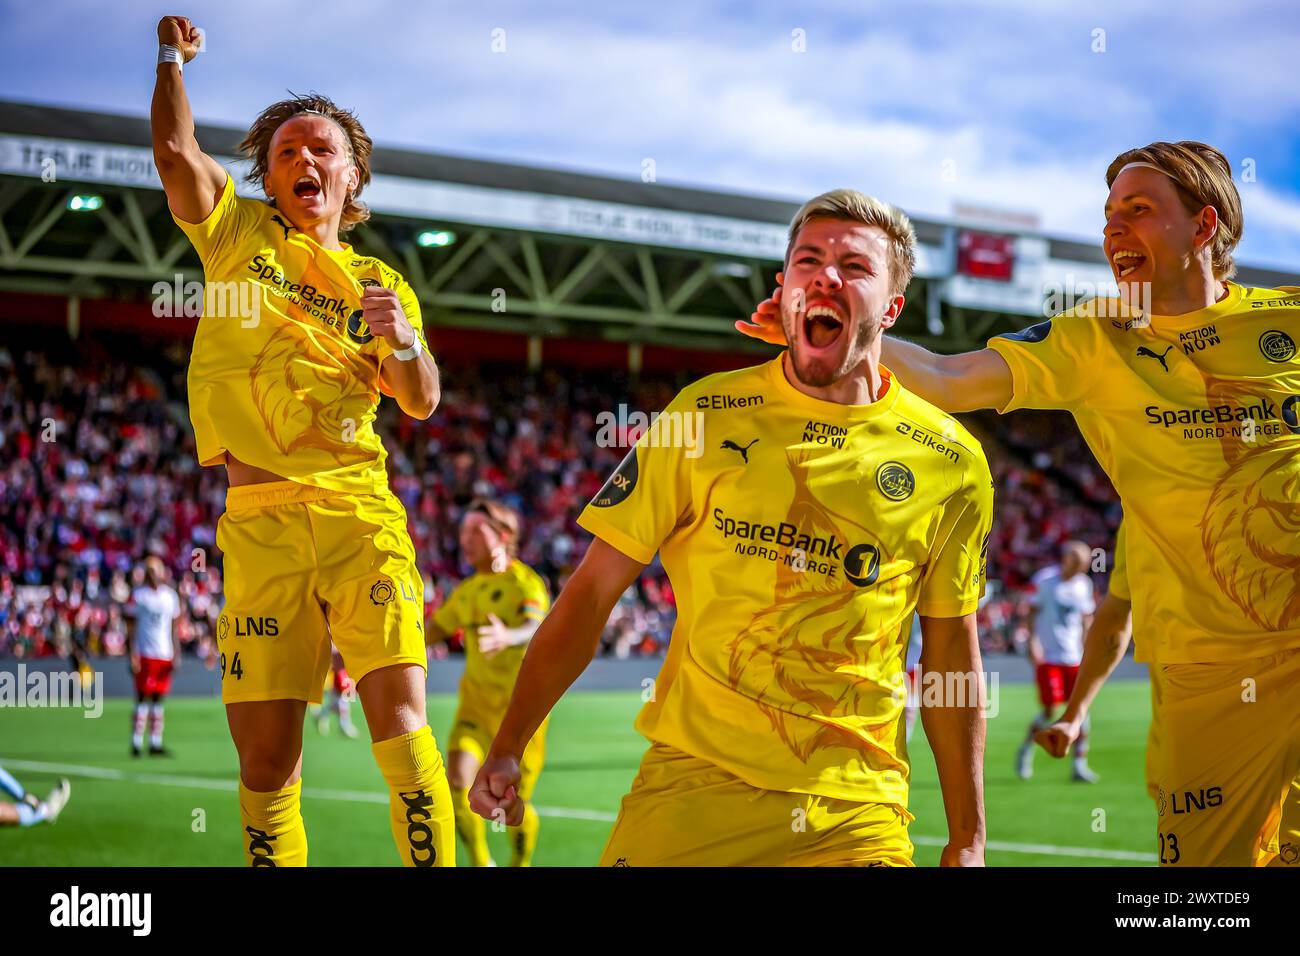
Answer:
[{"left": 3, "top": 0, "right": 1298, "bottom": 271}]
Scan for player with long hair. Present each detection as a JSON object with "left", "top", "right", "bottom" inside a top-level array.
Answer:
[
  {"left": 151, "top": 16, "right": 452, "bottom": 866},
  {"left": 739, "top": 142, "right": 1300, "bottom": 867}
]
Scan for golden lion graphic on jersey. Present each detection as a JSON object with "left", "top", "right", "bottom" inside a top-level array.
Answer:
[
  {"left": 249, "top": 322, "right": 379, "bottom": 463},
  {"left": 724, "top": 446, "right": 911, "bottom": 767},
  {"left": 1199, "top": 372, "right": 1300, "bottom": 631}
]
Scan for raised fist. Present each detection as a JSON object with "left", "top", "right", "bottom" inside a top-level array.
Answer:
[{"left": 157, "top": 16, "right": 202, "bottom": 62}]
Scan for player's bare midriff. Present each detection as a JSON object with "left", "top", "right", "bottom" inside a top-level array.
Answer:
[{"left": 224, "top": 452, "right": 288, "bottom": 486}]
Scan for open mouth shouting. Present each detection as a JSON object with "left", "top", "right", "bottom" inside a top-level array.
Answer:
[
  {"left": 802, "top": 299, "right": 846, "bottom": 351},
  {"left": 1111, "top": 248, "right": 1147, "bottom": 279},
  {"left": 292, "top": 174, "right": 322, "bottom": 201}
]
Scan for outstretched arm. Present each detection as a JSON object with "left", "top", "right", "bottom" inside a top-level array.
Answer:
[
  {"left": 151, "top": 16, "right": 227, "bottom": 224},
  {"left": 880, "top": 339, "right": 1013, "bottom": 413},
  {"left": 470, "top": 538, "right": 644, "bottom": 824}
]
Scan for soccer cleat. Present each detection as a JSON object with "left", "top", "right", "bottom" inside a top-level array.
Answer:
[
  {"left": 339, "top": 722, "right": 359, "bottom": 739},
  {"left": 1016, "top": 743, "right": 1034, "bottom": 779},
  {"left": 131, "top": 744, "right": 142, "bottom": 758},
  {"left": 148, "top": 746, "right": 174, "bottom": 757},
  {"left": 1072, "top": 764, "right": 1100, "bottom": 784},
  {"left": 42, "top": 779, "right": 71, "bottom": 824},
  {"left": 317, "top": 714, "right": 331, "bottom": 736}
]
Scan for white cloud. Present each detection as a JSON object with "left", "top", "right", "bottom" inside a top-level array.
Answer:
[{"left": 1, "top": 0, "right": 1295, "bottom": 271}]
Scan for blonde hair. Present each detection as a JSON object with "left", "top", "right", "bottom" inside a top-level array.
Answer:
[
  {"left": 787, "top": 189, "right": 917, "bottom": 297},
  {"left": 238, "top": 92, "right": 373, "bottom": 232},
  {"left": 1106, "top": 141, "right": 1242, "bottom": 280},
  {"left": 466, "top": 498, "right": 521, "bottom": 557}
]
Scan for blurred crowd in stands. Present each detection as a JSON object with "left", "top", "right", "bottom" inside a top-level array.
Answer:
[{"left": 0, "top": 335, "right": 1123, "bottom": 666}]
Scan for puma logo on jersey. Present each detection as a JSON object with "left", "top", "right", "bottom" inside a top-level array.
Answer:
[
  {"left": 270, "top": 215, "right": 294, "bottom": 241},
  {"left": 1136, "top": 345, "right": 1173, "bottom": 372},
  {"left": 721, "top": 439, "right": 758, "bottom": 463}
]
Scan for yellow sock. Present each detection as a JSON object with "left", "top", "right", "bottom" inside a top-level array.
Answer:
[
  {"left": 372, "top": 726, "right": 456, "bottom": 867},
  {"left": 509, "top": 800, "right": 540, "bottom": 867},
  {"left": 451, "top": 786, "right": 492, "bottom": 866},
  {"left": 238, "top": 779, "right": 308, "bottom": 867}
]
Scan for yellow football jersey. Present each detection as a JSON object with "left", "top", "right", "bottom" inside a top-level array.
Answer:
[
  {"left": 988, "top": 282, "right": 1300, "bottom": 663},
  {"left": 431, "top": 560, "right": 551, "bottom": 714},
  {"left": 171, "top": 174, "right": 429, "bottom": 495},
  {"left": 578, "top": 355, "right": 993, "bottom": 804}
]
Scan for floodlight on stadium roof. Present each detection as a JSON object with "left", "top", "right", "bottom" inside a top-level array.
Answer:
[{"left": 416, "top": 230, "right": 456, "bottom": 248}]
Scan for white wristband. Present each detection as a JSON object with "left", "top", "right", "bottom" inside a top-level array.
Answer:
[
  {"left": 390, "top": 335, "right": 424, "bottom": 362},
  {"left": 158, "top": 44, "right": 184, "bottom": 72}
]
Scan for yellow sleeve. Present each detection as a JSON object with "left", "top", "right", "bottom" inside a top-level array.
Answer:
[
  {"left": 576, "top": 389, "right": 695, "bottom": 564},
  {"left": 169, "top": 173, "right": 259, "bottom": 271},
  {"left": 1108, "top": 521, "right": 1130, "bottom": 602},
  {"left": 517, "top": 568, "right": 551, "bottom": 621},
  {"left": 986, "top": 314, "right": 1095, "bottom": 413},
  {"left": 431, "top": 581, "right": 469, "bottom": 634},
  {"left": 497, "top": 569, "right": 550, "bottom": 627},
  {"left": 915, "top": 460, "right": 994, "bottom": 618}
]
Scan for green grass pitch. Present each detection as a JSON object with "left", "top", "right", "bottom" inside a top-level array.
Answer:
[{"left": 0, "top": 679, "right": 1155, "bottom": 866}]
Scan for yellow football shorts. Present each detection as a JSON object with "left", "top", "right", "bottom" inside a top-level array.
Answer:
[
  {"left": 598, "top": 742, "right": 915, "bottom": 867},
  {"left": 216, "top": 481, "right": 427, "bottom": 705},
  {"left": 1145, "top": 675, "right": 1161, "bottom": 802},
  {"left": 1148, "top": 647, "right": 1300, "bottom": 867},
  {"left": 449, "top": 698, "right": 549, "bottom": 801}
]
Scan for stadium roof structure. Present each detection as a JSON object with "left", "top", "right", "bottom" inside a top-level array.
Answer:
[{"left": 1, "top": 99, "right": 1296, "bottom": 361}]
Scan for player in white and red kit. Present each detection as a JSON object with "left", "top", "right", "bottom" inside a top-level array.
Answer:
[
  {"left": 1017, "top": 542, "right": 1098, "bottom": 782},
  {"left": 312, "top": 645, "right": 359, "bottom": 738},
  {"left": 126, "top": 557, "right": 182, "bottom": 757}
]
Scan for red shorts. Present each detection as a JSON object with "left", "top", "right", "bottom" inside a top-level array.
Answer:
[
  {"left": 1035, "top": 663, "right": 1079, "bottom": 707},
  {"left": 135, "top": 657, "right": 174, "bottom": 697}
]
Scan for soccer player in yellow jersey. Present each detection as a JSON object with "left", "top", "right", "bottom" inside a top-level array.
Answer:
[
  {"left": 426, "top": 499, "right": 551, "bottom": 866},
  {"left": 472, "top": 190, "right": 994, "bottom": 866},
  {"left": 151, "top": 16, "right": 454, "bottom": 866},
  {"left": 740, "top": 141, "right": 1300, "bottom": 867}
]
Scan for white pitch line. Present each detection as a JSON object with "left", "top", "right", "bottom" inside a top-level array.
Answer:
[
  {"left": 909, "top": 834, "right": 1155, "bottom": 862},
  {"left": 533, "top": 806, "right": 618, "bottom": 822},
  {"left": 1, "top": 757, "right": 1156, "bottom": 863}
]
